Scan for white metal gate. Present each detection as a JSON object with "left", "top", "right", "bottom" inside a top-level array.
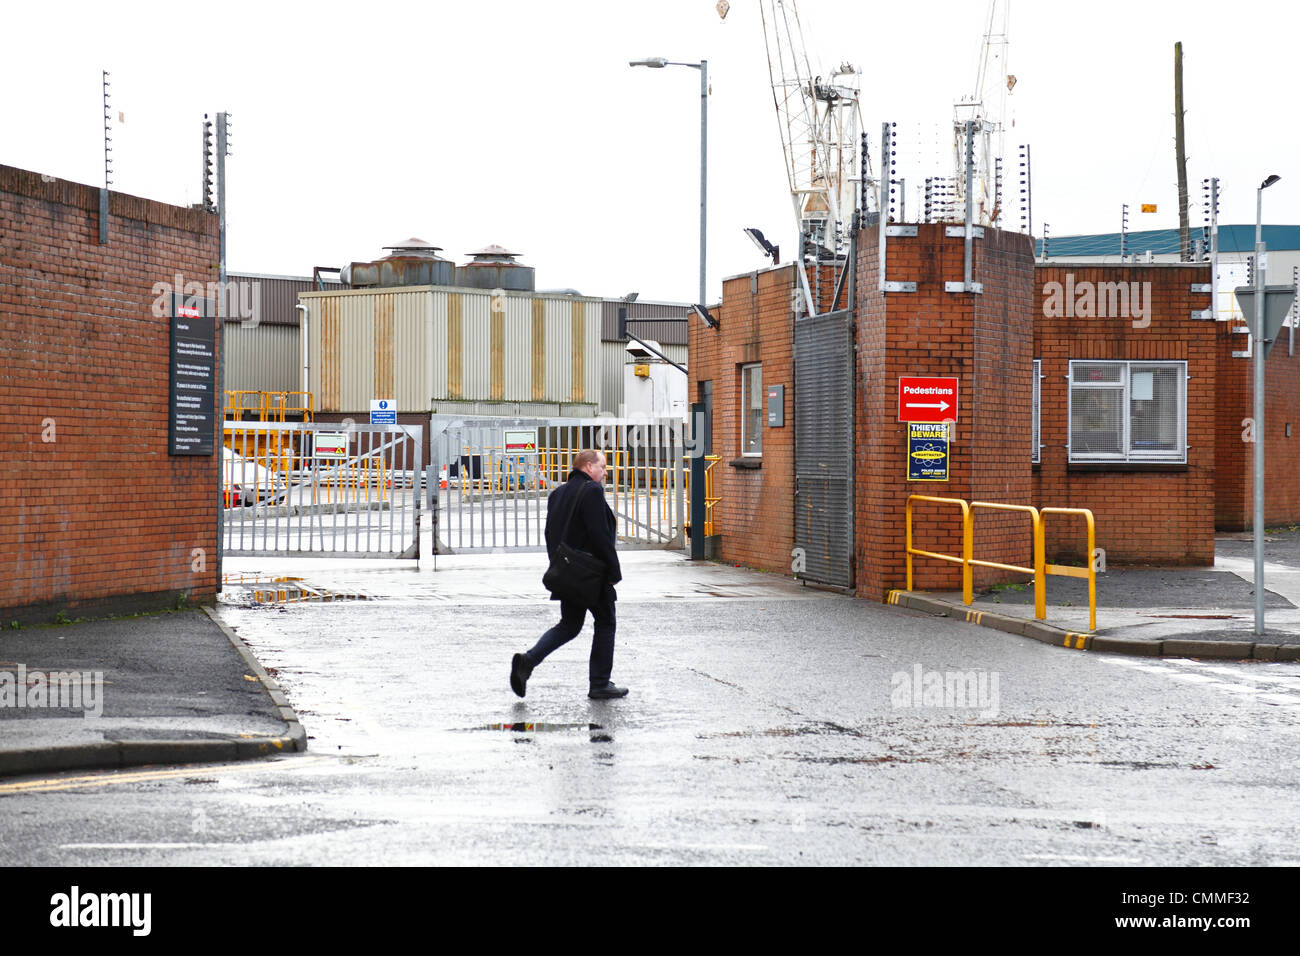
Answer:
[
  {"left": 429, "top": 416, "right": 685, "bottom": 553},
  {"left": 222, "top": 421, "right": 422, "bottom": 558}
]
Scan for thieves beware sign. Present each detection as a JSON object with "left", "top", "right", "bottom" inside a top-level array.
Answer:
[
  {"left": 907, "top": 422, "right": 950, "bottom": 481},
  {"left": 898, "top": 376, "right": 958, "bottom": 423}
]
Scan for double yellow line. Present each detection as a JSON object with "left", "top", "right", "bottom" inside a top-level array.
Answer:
[{"left": 0, "top": 756, "right": 324, "bottom": 795}]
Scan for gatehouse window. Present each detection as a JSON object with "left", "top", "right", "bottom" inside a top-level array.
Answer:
[
  {"left": 1068, "top": 360, "right": 1186, "bottom": 463},
  {"left": 1032, "top": 359, "right": 1042, "bottom": 464},
  {"left": 741, "top": 363, "right": 763, "bottom": 456}
]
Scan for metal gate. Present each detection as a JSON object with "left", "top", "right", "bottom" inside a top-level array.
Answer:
[
  {"left": 794, "top": 308, "right": 855, "bottom": 588},
  {"left": 222, "top": 421, "right": 422, "bottom": 558},
  {"left": 430, "top": 416, "right": 685, "bottom": 552}
]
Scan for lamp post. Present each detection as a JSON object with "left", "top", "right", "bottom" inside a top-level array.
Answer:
[
  {"left": 630, "top": 57, "right": 708, "bottom": 306},
  {"left": 1252, "top": 174, "right": 1281, "bottom": 635}
]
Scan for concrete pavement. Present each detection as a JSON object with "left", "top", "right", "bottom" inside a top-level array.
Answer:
[
  {"left": 3, "top": 530, "right": 1299, "bottom": 779},
  {"left": 891, "top": 530, "right": 1300, "bottom": 659},
  {"left": 0, "top": 608, "right": 305, "bottom": 778}
]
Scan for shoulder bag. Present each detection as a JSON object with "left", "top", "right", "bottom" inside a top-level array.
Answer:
[{"left": 542, "top": 482, "right": 608, "bottom": 607}]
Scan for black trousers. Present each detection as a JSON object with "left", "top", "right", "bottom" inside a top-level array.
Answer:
[{"left": 526, "top": 590, "right": 616, "bottom": 686}]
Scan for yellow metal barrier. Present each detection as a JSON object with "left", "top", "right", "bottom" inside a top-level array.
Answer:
[
  {"left": 970, "top": 501, "right": 1044, "bottom": 621},
  {"left": 703, "top": 456, "right": 720, "bottom": 536},
  {"left": 905, "top": 496, "right": 972, "bottom": 603},
  {"left": 682, "top": 455, "right": 722, "bottom": 537},
  {"left": 223, "top": 390, "right": 316, "bottom": 480},
  {"left": 1039, "top": 508, "right": 1097, "bottom": 632},
  {"left": 224, "top": 390, "right": 314, "bottom": 423},
  {"left": 905, "top": 495, "right": 1097, "bottom": 631}
]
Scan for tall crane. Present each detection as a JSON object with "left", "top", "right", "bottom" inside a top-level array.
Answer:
[
  {"left": 951, "top": 0, "right": 1012, "bottom": 226},
  {"left": 760, "top": 0, "right": 872, "bottom": 315}
]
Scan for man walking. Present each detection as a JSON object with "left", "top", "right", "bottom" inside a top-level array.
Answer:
[{"left": 510, "top": 449, "right": 628, "bottom": 700}]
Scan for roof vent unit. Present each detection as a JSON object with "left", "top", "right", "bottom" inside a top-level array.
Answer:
[
  {"left": 343, "top": 236, "right": 455, "bottom": 288},
  {"left": 624, "top": 338, "right": 663, "bottom": 361},
  {"left": 456, "top": 244, "right": 536, "bottom": 292}
]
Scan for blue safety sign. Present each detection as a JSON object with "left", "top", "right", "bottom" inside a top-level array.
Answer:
[{"left": 907, "top": 422, "right": 949, "bottom": 481}]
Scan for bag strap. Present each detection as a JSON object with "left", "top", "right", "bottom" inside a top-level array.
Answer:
[{"left": 557, "top": 477, "right": 592, "bottom": 544}]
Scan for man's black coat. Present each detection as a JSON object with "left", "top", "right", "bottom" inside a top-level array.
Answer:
[{"left": 545, "top": 471, "right": 622, "bottom": 597}]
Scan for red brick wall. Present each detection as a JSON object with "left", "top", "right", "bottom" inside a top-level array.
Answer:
[
  {"left": 856, "top": 225, "right": 1037, "bottom": 597},
  {"left": 1033, "top": 263, "right": 1215, "bottom": 564},
  {"left": 685, "top": 234, "right": 1231, "bottom": 596},
  {"left": 687, "top": 264, "right": 803, "bottom": 573},
  {"left": 1215, "top": 322, "right": 1251, "bottom": 529},
  {"left": 0, "top": 165, "right": 221, "bottom": 623},
  {"left": 1215, "top": 318, "right": 1300, "bottom": 530}
]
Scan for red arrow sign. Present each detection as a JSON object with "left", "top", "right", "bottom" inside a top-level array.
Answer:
[{"left": 898, "top": 376, "right": 959, "bottom": 422}]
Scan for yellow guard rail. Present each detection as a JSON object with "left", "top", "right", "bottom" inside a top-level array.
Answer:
[
  {"left": 1039, "top": 507, "right": 1097, "bottom": 632},
  {"left": 905, "top": 495, "right": 972, "bottom": 599},
  {"left": 906, "top": 494, "right": 1097, "bottom": 631}
]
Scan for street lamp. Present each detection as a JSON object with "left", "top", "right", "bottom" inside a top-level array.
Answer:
[
  {"left": 630, "top": 57, "right": 708, "bottom": 307},
  {"left": 1251, "top": 174, "right": 1280, "bottom": 635}
]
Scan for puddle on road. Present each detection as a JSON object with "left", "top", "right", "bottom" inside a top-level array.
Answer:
[
  {"left": 701, "top": 721, "right": 868, "bottom": 740},
  {"left": 221, "top": 573, "right": 374, "bottom": 606},
  {"left": 456, "top": 721, "right": 614, "bottom": 744},
  {"left": 471, "top": 721, "right": 604, "bottom": 733}
]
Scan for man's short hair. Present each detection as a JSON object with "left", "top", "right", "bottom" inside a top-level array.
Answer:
[{"left": 573, "top": 449, "right": 604, "bottom": 472}]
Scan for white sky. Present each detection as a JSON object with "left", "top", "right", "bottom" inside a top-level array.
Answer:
[{"left": 3, "top": 0, "right": 1298, "bottom": 303}]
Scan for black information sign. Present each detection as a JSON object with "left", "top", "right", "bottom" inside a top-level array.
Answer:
[{"left": 168, "top": 292, "right": 216, "bottom": 456}]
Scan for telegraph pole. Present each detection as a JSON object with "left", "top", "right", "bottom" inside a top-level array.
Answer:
[{"left": 1175, "top": 42, "right": 1190, "bottom": 261}]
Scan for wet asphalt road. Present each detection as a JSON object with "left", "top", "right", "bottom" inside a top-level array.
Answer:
[{"left": 1, "top": 554, "right": 1298, "bottom": 866}]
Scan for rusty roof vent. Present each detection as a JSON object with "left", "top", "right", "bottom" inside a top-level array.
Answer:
[
  {"left": 466, "top": 244, "right": 522, "bottom": 263},
  {"left": 381, "top": 237, "right": 444, "bottom": 258},
  {"left": 343, "top": 236, "right": 454, "bottom": 288},
  {"left": 457, "top": 243, "right": 535, "bottom": 292}
]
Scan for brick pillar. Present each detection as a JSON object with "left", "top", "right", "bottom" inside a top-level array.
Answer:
[{"left": 855, "top": 223, "right": 1036, "bottom": 598}]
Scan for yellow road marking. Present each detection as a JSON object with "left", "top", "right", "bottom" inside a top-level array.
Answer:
[{"left": 0, "top": 755, "right": 325, "bottom": 795}]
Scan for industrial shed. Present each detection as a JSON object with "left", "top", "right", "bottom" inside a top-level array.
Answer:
[
  {"left": 300, "top": 285, "right": 606, "bottom": 417},
  {"left": 220, "top": 245, "right": 690, "bottom": 419}
]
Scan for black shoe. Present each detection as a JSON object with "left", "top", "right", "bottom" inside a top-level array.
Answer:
[
  {"left": 510, "top": 653, "right": 534, "bottom": 698},
  {"left": 588, "top": 681, "right": 629, "bottom": 700}
]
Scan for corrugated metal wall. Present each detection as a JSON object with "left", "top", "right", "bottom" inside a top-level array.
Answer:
[
  {"left": 223, "top": 273, "right": 343, "bottom": 395},
  {"left": 429, "top": 400, "right": 598, "bottom": 416},
  {"left": 303, "top": 287, "right": 603, "bottom": 413},
  {"left": 223, "top": 322, "right": 299, "bottom": 393},
  {"left": 599, "top": 299, "right": 691, "bottom": 344},
  {"left": 306, "top": 287, "right": 428, "bottom": 411},
  {"left": 227, "top": 273, "right": 341, "bottom": 326}
]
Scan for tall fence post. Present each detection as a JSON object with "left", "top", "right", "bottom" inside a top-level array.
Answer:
[{"left": 690, "top": 401, "right": 705, "bottom": 560}]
